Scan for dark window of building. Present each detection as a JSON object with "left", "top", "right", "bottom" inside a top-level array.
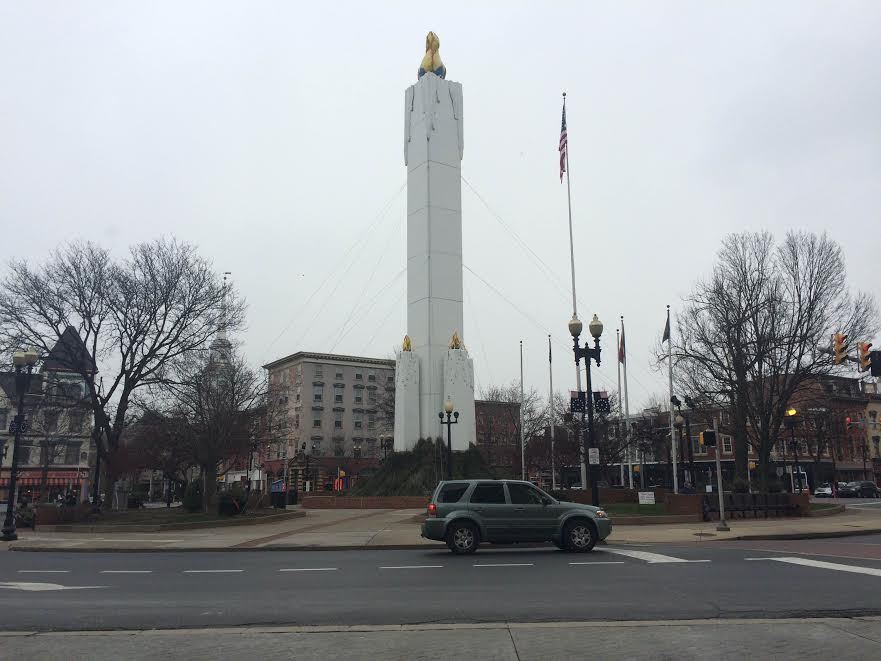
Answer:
[
  {"left": 354, "top": 413, "right": 363, "bottom": 429},
  {"left": 44, "top": 410, "right": 59, "bottom": 434},
  {"left": 68, "top": 412, "right": 84, "bottom": 433},
  {"left": 355, "top": 372, "right": 363, "bottom": 381},
  {"left": 335, "top": 370, "right": 344, "bottom": 380},
  {"left": 334, "top": 411, "right": 343, "bottom": 429},
  {"left": 334, "top": 444, "right": 344, "bottom": 457},
  {"left": 438, "top": 482, "right": 469, "bottom": 503},
  {"left": 368, "top": 370, "right": 376, "bottom": 382},
  {"left": 334, "top": 385, "right": 344, "bottom": 403},
  {"left": 354, "top": 392, "right": 363, "bottom": 404},
  {"left": 312, "top": 415, "right": 322, "bottom": 429},
  {"left": 314, "top": 365, "right": 323, "bottom": 377},
  {"left": 64, "top": 442, "right": 82, "bottom": 465},
  {"left": 387, "top": 374, "right": 394, "bottom": 383},
  {"left": 469, "top": 483, "right": 505, "bottom": 504}
]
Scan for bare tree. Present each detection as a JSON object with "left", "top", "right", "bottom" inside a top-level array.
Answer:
[
  {"left": 161, "top": 348, "right": 263, "bottom": 511},
  {"left": 670, "top": 231, "right": 877, "bottom": 490},
  {"left": 0, "top": 239, "right": 244, "bottom": 504},
  {"left": 480, "top": 381, "right": 547, "bottom": 442}
]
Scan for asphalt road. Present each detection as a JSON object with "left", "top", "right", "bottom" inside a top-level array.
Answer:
[{"left": 2, "top": 536, "right": 881, "bottom": 632}]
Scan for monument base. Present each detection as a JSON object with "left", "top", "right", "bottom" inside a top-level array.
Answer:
[{"left": 393, "top": 351, "right": 421, "bottom": 452}]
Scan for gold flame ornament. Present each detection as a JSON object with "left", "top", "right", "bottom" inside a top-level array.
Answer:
[
  {"left": 418, "top": 31, "right": 446, "bottom": 79},
  {"left": 449, "top": 332, "right": 462, "bottom": 350},
  {"left": 402, "top": 335, "right": 412, "bottom": 351}
]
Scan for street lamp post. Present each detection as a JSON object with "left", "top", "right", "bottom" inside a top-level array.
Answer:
[
  {"left": 673, "top": 412, "right": 686, "bottom": 488},
  {"left": 569, "top": 314, "right": 603, "bottom": 507},
  {"left": 438, "top": 398, "right": 459, "bottom": 480},
  {"left": 2, "top": 348, "right": 39, "bottom": 542}
]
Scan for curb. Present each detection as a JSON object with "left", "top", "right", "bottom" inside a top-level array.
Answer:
[
  {"left": 34, "top": 510, "right": 305, "bottom": 533},
  {"left": 725, "top": 527, "right": 881, "bottom": 541}
]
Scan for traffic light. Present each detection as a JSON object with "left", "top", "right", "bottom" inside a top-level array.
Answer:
[
  {"left": 858, "top": 342, "right": 873, "bottom": 372},
  {"left": 872, "top": 350, "right": 881, "bottom": 377},
  {"left": 699, "top": 430, "right": 716, "bottom": 447},
  {"left": 833, "top": 333, "right": 849, "bottom": 365}
]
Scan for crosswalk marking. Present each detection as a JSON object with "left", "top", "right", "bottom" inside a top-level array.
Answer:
[
  {"left": 473, "top": 563, "right": 534, "bottom": 567},
  {"left": 183, "top": 569, "right": 243, "bottom": 574},
  {"left": 100, "top": 570, "right": 152, "bottom": 574},
  {"left": 603, "top": 548, "right": 710, "bottom": 564},
  {"left": 380, "top": 565, "right": 444, "bottom": 570},
  {"left": 279, "top": 568, "right": 338, "bottom": 572},
  {"left": 569, "top": 561, "right": 625, "bottom": 565},
  {"left": 747, "top": 557, "right": 881, "bottom": 577}
]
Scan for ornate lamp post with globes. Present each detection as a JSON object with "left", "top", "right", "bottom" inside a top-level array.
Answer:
[
  {"left": 438, "top": 398, "right": 459, "bottom": 480},
  {"left": 2, "top": 348, "right": 39, "bottom": 541},
  {"left": 569, "top": 314, "right": 603, "bottom": 507}
]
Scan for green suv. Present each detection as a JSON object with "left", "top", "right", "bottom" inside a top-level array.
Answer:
[{"left": 421, "top": 479, "right": 612, "bottom": 554}]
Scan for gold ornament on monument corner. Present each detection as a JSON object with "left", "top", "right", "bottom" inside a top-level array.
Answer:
[
  {"left": 402, "top": 335, "right": 412, "bottom": 351},
  {"left": 418, "top": 31, "right": 446, "bottom": 80},
  {"left": 449, "top": 332, "right": 463, "bottom": 350}
]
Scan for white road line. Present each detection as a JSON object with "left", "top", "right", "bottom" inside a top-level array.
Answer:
[
  {"left": 473, "top": 563, "right": 534, "bottom": 567},
  {"left": 569, "top": 562, "right": 626, "bottom": 565},
  {"left": 99, "top": 570, "right": 153, "bottom": 574},
  {"left": 746, "top": 556, "right": 881, "bottom": 577},
  {"left": 17, "top": 570, "right": 70, "bottom": 574},
  {"left": 603, "top": 548, "right": 710, "bottom": 564},
  {"left": 379, "top": 565, "right": 443, "bottom": 570},
  {"left": 279, "top": 568, "right": 338, "bottom": 572},
  {"left": 183, "top": 569, "right": 244, "bottom": 574}
]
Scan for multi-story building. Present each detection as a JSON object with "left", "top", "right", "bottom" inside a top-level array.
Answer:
[
  {"left": 1, "top": 328, "right": 95, "bottom": 503},
  {"left": 263, "top": 351, "right": 396, "bottom": 465}
]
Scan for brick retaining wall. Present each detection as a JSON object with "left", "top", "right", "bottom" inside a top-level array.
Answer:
[{"left": 300, "top": 495, "right": 429, "bottom": 509}]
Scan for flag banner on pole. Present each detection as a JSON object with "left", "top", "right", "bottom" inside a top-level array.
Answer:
[
  {"left": 559, "top": 100, "right": 568, "bottom": 181},
  {"left": 618, "top": 324, "right": 626, "bottom": 364},
  {"left": 548, "top": 336, "right": 552, "bottom": 364},
  {"left": 662, "top": 310, "right": 671, "bottom": 342}
]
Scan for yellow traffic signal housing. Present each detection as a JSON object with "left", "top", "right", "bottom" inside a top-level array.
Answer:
[
  {"left": 833, "top": 333, "right": 849, "bottom": 365},
  {"left": 700, "top": 430, "right": 716, "bottom": 447},
  {"left": 858, "top": 341, "right": 873, "bottom": 372}
]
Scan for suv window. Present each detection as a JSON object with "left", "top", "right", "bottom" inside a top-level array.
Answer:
[
  {"left": 438, "top": 483, "right": 469, "bottom": 503},
  {"left": 470, "top": 483, "right": 506, "bottom": 504},
  {"left": 508, "top": 483, "right": 545, "bottom": 505}
]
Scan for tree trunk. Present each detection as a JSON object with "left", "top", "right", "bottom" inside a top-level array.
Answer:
[{"left": 201, "top": 464, "right": 217, "bottom": 513}]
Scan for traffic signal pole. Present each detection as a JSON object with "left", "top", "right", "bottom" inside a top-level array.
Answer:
[{"left": 713, "top": 415, "right": 729, "bottom": 532}]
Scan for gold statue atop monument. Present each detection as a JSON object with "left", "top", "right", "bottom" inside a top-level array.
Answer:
[
  {"left": 402, "top": 334, "right": 412, "bottom": 351},
  {"left": 418, "top": 31, "right": 446, "bottom": 79},
  {"left": 449, "top": 331, "right": 462, "bottom": 350}
]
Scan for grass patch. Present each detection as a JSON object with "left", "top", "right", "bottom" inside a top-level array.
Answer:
[
  {"left": 602, "top": 503, "right": 668, "bottom": 516},
  {"left": 809, "top": 502, "right": 838, "bottom": 512}
]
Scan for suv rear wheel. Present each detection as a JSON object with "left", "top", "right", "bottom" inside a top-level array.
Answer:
[
  {"left": 564, "top": 519, "right": 596, "bottom": 552},
  {"left": 446, "top": 521, "right": 479, "bottom": 554}
]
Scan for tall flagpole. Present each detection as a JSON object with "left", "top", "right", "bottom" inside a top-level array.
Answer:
[
  {"left": 562, "top": 91, "right": 588, "bottom": 490},
  {"left": 617, "top": 328, "right": 624, "bottom": 486},
  {"left": 667, "top": 305, "right": 678, "bottom": 494},
  {"left": 622, "top": 316, "right": 634, "bottom": 488},
  {"left": 548, "top": 334, "right": 556, "bottom": 490},
  {"left": 520, "top": 340, "right": 526, "bottom": 481}
]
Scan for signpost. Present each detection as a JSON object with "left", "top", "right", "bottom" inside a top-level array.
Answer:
[
  {"left": 713, "top": 415, "right": 729, "bottom": 531},
  {"left": 638, "top": 491, "right": 656, "bottom": 505},
  {"left": 587, "top": 447, "right": 600, "bottom": 465}
]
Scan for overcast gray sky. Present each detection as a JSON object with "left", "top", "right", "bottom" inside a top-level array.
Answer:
[{"left": 2, "top": 1, "right": 879, "bottom": 411}]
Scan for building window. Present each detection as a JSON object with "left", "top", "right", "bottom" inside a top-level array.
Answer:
[
  {"left": 387, "top": 373, "right": 394, "bottom": 383},
  {"left": 68, "top": 412, "right": 84, "bottom": 433},
  {"left": 368, "top": 390, "right": 377, "bottom": 404},
  {"left": 368, "top": 370, "right": 376, "bottom": 382},
  {"left": 722, "top": 436, "right": 732, "bottom": 454},
  {"left": 692, "top": 436, "right": 705, "bottom": 456},
  {"left": 335, "top": 410, "right": 343, "bottom": 429},
  {"left": 312, "top": 384, "right": 323, "bottom": 403},
  {"left": 295, "top": 390, "right": 301, "bottom": 402},
  {"left": 355, "top": 372, "right": 363, "bottom": 381},
  {"left": 334, "top": 385, "right": 344, "bottom": 403},
  {"left": 335, "top": 370, "right": 344, "bottom": 380},
  {"left": 354, "top": 413, "right": 363, "bottom": 430},
  {"left": 314, "top": 364, "right": 323, "bottom": 378},
  {"left": 334, "top": 444, "right": 344, "bottom": 457},
  {"left": 354, "top": 391, "right": 363, "bottom": 404},
  {"left": 368, "top": 415, "right": 376, "bottom": 430},
  {"left": 64, "top": 442, "right": 82, "bottom": 465},
  {"left": 43, "top": 410, "right": 60, "bottom": 434},
  {"left": 294, "top": 414, "right": 300, "bottom": 429},
  {"left": 353, "top": 444, "right": 362, "bottom": 459},
  {"left": 312, "top": 415, "right": 322, "bottom": 429}
]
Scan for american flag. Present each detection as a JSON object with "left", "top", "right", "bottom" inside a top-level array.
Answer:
[{"left": 559, "top": 101, "right": 568, "bottom": 181}]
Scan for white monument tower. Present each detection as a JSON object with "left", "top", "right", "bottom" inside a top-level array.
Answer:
[{"left": 394, "top": 33, "right": 475, "bottom": 451}]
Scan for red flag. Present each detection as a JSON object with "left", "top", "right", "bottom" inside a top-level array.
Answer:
[{"left": 559, "top": 101, "right": 568, "bottom": 181}]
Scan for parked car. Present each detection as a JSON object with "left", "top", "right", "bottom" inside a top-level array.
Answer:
[
  {"left": 421, "top": 479, "right": 612, "bottom": 554},
  {"left": 814, "top": 483, "right": 834, "bottom": 498},
  {"left": 837, "top": 481, "right": 881, "bottom": 498}
]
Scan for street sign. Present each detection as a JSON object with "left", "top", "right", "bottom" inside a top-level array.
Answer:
[
  {"left": 638, "top": 491, "right": 656, "bottom": 505},
  {"left": 570, "top": 391, "right": 586, "bottom": 413},
  {"left": 588, "top": 447, "right": 600, "bottom": 465}
]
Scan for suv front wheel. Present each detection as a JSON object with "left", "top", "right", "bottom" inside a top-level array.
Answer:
[
  {"left": 564, "top": 519, "right": 597, "bottom": 552},
  {"left": 446, "top": 521, "right": 479, "bottom": 554}
]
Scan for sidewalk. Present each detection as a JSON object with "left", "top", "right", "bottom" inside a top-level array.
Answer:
[{"left": 3, "top": 505, "right": 880, "bottom": 552}]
